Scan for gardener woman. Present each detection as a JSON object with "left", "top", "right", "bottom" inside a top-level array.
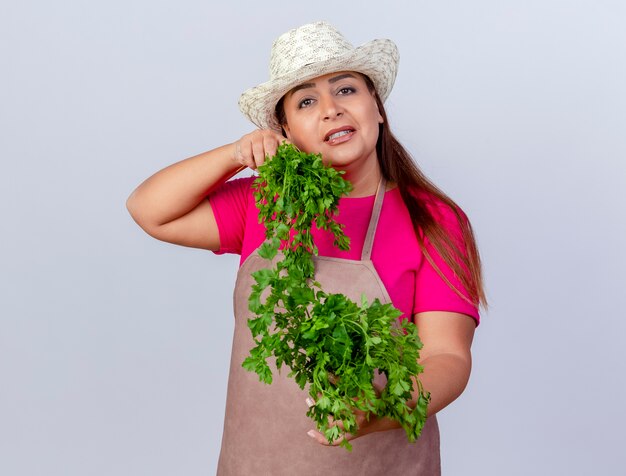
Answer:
[{"left": 127, "top": 21, "right": 487, "bottom": 476}]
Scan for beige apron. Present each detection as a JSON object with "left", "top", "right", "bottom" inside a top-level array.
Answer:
[{"left": 217, "top": 179, "right": 441, "bottom": 475}]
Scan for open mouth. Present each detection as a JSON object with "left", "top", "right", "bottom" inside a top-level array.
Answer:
[{"left": 324, "top": 128, "right": 355, "bottom": 142}]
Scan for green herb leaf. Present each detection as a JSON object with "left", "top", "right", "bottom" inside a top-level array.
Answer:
[{"left": 242, "top": 142, "right": 430, "bottom": 450}]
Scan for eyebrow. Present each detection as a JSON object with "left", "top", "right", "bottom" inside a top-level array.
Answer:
[{"left": 288, "top": 73, "right": 357, "bottom": 96}]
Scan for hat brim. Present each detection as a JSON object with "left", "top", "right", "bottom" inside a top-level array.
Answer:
[{"left": 238, "top": 38, "right": 399, "bottom": 133}]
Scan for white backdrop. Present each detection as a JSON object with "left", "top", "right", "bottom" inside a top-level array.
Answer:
[{"left": 1, "top": 1, "right": 625, "bottom": 474}]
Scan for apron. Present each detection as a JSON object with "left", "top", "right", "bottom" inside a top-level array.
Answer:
[{"left": 217, "top": 178, "right": 441, "bottom": 475}]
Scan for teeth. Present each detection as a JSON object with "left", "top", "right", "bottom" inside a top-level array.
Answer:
[{"left": 327, "top": 130, "right": 352, "bottom": 141}]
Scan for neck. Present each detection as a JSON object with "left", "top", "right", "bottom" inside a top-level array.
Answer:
[{"left": 339, "top": 156, "right": 383, "bottom": 198}]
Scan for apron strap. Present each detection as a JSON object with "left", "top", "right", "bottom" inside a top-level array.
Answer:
[{"left": 361, "top": 176, "right": 387, "bottom": 261}]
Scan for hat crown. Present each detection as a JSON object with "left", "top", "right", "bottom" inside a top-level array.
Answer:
[
  {"left": 269, "top": 21, "right": 354, "bottom": 79},
  {"left": 239, "top": 21, "right": 399, "bottom": 132}
]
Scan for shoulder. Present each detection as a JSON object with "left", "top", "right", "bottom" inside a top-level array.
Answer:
[
  {"left": 208, "top": 175, "right": 257, "bottom": 208},
  {"left": 207, "top": 175, "right": 261, "bottom": 257},
  {"left": 207, "top": 175, "right": 258, "bottom": 222},
  {"left": 407, "top": 187, "right": 470, "bottom": 239}
]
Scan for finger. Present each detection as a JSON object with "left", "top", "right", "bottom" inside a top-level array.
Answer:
[
  {"left": 275, "top": 132, "right": 291, "bottom": 149},
  {"left": 239, "top": 138, "right": 256, "bottom": 170},
  {"left": 329, "top": 418, "right": 345, "bottom": 431},
  {"left": 307, "top": 429, "right": 328, "bottom": 444},
  {"left": 262, "top": 135, "right": 279, "bottom": 159},
  {"left": 307, "top": 429, "right": 347, "bottom": 446},
  {"left": 233, "top": 140, "right": 244, "bottom": 166},
  {"left": 251, "top": 138, "right": 266, "bottom": 168},
  {"left": 305, "top": 397, "right": 315, "bottom": 408}
]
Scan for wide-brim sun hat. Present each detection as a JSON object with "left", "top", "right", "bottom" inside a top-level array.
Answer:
[{"left": 238, "top": 21, "right": 400, "bottom": 133}]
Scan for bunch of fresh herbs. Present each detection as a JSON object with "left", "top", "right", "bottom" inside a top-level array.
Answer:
[{"left": 242, "top": 142, "right": 430, "bottom": 451}]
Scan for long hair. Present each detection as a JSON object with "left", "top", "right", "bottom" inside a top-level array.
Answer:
[{"left": 275, "top": 75, "right": 488, "bottom": 313}]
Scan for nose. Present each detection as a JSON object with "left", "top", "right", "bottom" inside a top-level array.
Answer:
[{"left": 319, "top": 94, "right": 343, "bottom": 120}]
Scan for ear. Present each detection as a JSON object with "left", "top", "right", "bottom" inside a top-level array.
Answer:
[
  {"left": 376, "top": 106, "right": 384, "bottom": 124},
  {"left": 282, "top": 122, "right": 292, "bottom": 140}
]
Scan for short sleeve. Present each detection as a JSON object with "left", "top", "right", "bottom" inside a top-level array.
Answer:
[
  {"left": 413, "top": 200, "right": 480, "bottom": 326},
  {"left": 207, "top": 177, "right": 254, "bottom": 255}
]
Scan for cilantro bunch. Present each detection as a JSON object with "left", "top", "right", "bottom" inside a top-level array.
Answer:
[{"left": 242, "top": 142, "right": 430, "bottom": 451}]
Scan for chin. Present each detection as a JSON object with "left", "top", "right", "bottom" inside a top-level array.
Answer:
[{"left": 328, "top": 151, "right": 368, "bottom": 168}]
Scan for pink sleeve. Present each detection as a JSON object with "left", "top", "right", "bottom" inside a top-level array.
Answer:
[
  {"left": 413, "top": 200, "right": 481, "bottom": 326},
  {"left": 207, "top": 177, "right": 254, "bottom": 255}
]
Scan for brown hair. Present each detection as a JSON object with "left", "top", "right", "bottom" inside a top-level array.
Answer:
[{"left": 275, "top": 75, "right": 488, "bottom": 315}]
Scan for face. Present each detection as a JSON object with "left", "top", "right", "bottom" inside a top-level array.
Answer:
[{"left": 280, "top": 71, "right": 384, "bottom": 174}]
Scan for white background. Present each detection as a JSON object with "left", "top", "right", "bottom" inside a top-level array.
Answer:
[{"left": 1, "top": 1, "right": 625, "bottom": 474}]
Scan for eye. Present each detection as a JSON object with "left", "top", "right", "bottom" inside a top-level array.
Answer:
[
  {"left": 298, "top": 98, "right": 314, "bottom": 109},
  {"left": 337, "top": 86, "right": 356, "bottom": 95}
]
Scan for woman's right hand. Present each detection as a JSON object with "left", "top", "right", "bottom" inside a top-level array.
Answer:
[
  {"left": 126, "top": 129, "right": 290, "bottom": 251},
  {"left": 231, "top": 129, "right": 291, "bottom": 171}
]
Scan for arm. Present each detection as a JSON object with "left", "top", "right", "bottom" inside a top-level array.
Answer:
[
  {"left": 411, "top": 310, "right": 475, "bottom": 416},
  {"left": 125, "top": 129, "right": 287, "bottom": 250},
  {"left": 307, "top": 310, "right": 476, "bottom": 444}
]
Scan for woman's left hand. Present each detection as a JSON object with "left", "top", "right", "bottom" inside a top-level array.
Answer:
[{"left": 304, "top": 397, "right": 395, "bottom": 446}]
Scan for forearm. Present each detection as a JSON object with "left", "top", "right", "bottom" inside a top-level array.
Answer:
[
  {"left": 415, "top": 352, "right": 472, "bottom": 417},
  {"left": 367, "top": 353, "right": 472, "bottom": 435},
  {"left": 126, "top": 142, "right": 240, "bottom": 228}
]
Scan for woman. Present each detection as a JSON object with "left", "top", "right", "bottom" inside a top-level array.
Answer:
[{"left": 127, "top": 21, "right": 487, "bottom": 475}]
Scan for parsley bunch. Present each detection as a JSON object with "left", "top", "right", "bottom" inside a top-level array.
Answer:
[{"left": 242, "top": 143, "right": 430, "bottom": 451}]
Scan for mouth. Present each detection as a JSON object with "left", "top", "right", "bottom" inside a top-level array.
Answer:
[{"left": 324, "top": 126, "right": 356, "bottom": 142}]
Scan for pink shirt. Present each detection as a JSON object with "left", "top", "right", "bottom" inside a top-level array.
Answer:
[{"left": 209, "top": 177, "right": 480, "bottom": 326}]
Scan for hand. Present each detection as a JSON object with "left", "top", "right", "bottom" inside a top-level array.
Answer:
[
  {"left": 231, "top": 129, "right": 290, "bottom": 171},
  {"left": 304, "top": 395, "right": 395, "bottom": 446}
]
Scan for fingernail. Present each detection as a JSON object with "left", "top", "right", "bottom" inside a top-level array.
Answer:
[
  {"left": 307, "top": 430, "right": 317, "bottom": 439},
  {"left": 305, "top": 397, "right": 315, "bottom": 408}
]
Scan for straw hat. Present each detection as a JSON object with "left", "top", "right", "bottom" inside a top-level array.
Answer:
[{"left": 238, "top": 21, "right": 400, "bottom": 133}]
